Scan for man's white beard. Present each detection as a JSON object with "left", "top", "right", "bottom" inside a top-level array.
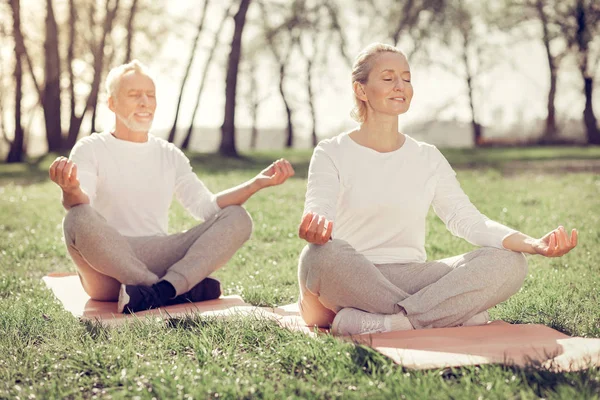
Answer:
[{"left": 116, "top": 111, "right": 154, "bottom": 132}]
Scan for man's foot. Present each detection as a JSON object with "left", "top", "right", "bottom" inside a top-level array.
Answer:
[
  {"left": 167, "top": 277, "right": 222, "bottom": 305},
  {"left": 331, "top": 307, "right": 413, "bottom": 336},
  {"left": 462, "top": 310, "right": 490, "bottom": 327},
  {"left": 117, "top": 284, "right": 166, "bottom": 314}
]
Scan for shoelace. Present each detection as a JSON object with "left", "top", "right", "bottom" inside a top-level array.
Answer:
[
  {"left": 137, "top": 286, "right": 164, "bottom": 310},
  {"left": 361, "top": 315, "right": 384, "bottom": 334}
]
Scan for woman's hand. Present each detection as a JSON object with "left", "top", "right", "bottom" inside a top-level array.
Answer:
[
  {"left": 254, "top": 159, "right": 295, "bottom": 189},
  {"left": 531, "top": 226, "right": 578, "bottom": 257},
  {"left": 298, "top": 212, "right": 333, "bottom": 245}
]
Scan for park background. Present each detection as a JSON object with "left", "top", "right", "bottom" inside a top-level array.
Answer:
[{"left": 1, "top": 0, "right": 600, "bottom": 399}]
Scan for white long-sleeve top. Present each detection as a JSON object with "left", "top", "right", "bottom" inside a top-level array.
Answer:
[
  {"left": 69, "top": 132, "right": 220, "bottom": 237},
  {"left": 304, "top": 132, "right": 516, "bottom": 264}
]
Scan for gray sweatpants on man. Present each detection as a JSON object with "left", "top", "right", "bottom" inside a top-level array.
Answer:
[
  {"left": 63, "top": 204, "right": 253, "bottom": 301},
  {"left": 298, "top": 239, "right": 528, "bottom": 329}
]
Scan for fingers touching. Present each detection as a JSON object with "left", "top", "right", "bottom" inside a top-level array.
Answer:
[
  {"left": 298, "top": 212, "right": 332, "bottom": 245},
  {"left": 49, "top": 156, "right": 79, "bottom": 191},
  {"left": 542, "top": 226, "right": 578, "bottom": 257}
]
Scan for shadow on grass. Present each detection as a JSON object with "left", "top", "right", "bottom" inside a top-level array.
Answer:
[{"left": 440, "top": 364, "right": 600, "bottom": 397}]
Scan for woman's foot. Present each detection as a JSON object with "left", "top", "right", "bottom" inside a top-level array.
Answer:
[{"left": 331, "top": 307, "right": 413, "bottom": 336}]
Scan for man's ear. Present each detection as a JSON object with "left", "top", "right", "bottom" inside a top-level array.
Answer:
[
  {"left": 107, "top": 96, "right": 116, "bottom": 112},
  {"left": 353, "top": 81, "right": 367, "bottom": 102}
]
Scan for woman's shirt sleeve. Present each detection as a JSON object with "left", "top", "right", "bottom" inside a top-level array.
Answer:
[
  {"left": 431, "top": 149, "right": 516, "bottom": 248},
  {"left": 303, "top": 143, "right": 340, "bottom": 222}
]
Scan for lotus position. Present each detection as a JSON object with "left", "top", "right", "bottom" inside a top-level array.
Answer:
[
  {"left": 50, "top": 60, "right": 294, "bottom": 313},
  {"left": 297, "top": 43, "right": 577, "bottom": 336}
]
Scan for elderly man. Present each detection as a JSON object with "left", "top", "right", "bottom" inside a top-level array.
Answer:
[{"left": 49, "top": 60, "right": 294, "bottom": 313}]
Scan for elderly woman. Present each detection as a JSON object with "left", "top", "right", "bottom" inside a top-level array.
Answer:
[{"left": 297, "top": 43, "right": 577, "bottom": 336}]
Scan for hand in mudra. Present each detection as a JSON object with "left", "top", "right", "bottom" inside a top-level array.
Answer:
[
  {"left": 49, "top": 156, "right": 80, "bottom": 193},
  {"left": 255, "top": 158, "right": 295, "bottom": 189},
  {"left": 532, "top": 226, "right": 578, "bottom": 257},
  {"left": 298, "top": 212, "right": 334, "bottom": 245}
]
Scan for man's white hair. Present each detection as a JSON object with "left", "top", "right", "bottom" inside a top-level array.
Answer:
[{"left": 105, "top": 60, "right": 155, "bottom": 97}]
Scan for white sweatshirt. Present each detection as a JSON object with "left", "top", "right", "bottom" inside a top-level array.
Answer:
[
  {"left": 69, "top": 132, "right": 220, "bottom": 237},
  {"left": 304, "top": 133, "right": 516, "bottom": 264}
]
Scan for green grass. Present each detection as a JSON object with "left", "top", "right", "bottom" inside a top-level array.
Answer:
[{"left": 0, "top": 147, "right": 599, "bottom": 399}]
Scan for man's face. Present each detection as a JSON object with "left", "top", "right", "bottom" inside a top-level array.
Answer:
[{"left": 109, "top": 71, "right": 157, "bottom": 132}]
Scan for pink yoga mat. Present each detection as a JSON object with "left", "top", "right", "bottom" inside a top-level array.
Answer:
[{"left": 43, "top": 273, "right": 600, "bottom": 371}]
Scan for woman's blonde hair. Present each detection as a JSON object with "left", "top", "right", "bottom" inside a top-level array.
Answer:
[{"left": 350, "top": 43, "right": 406, "bottom": 123}]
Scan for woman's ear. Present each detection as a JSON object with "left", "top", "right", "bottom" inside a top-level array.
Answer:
[{"left": 353, "top": 81, "right": 367, "bottom": 102}]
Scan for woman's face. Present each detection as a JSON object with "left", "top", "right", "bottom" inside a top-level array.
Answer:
[{"left": 356, "top": 52, "right": 413, "bottom": 119}]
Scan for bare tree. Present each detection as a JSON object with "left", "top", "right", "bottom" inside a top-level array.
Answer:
[
  {"left": 534, "top": 0, "right": 563, "bottom": 142},
  {"left": 43, "top": 0, "right": 63, "bottom": 152},
  {"left": 7, "top": 0, "right": 26, "bottom": 162},
  {"left": 220, "top": 0, "right": 252, "bottom": 157},
  {"left": 429, "top": 0, "right": 496, "bottom": 146},
  {"left": 182, "top": 3, "right": 233, "bottom": 150},
  {"left": 168, "top": 0, "right": 211, "bottom": 144},
  {"left": 123, "top": 0, "right": 140, "bottom": 63},
  {"left": 65, "top": 0, "right": 121, "bottom": 149},
  {"left": 563, "top": 0, "right": 600, "bottom": 144},
  {"left": 259, "top": 0, "right": 304, "bottom": 149},
  {"left": 242, "top": 54, "right": 271, "bottom": 150},
  {"left": 297, "top": 3, "right": 331, "bottom": 147}
]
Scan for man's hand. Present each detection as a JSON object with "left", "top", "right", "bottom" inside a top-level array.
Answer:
[
  {"left": 298, "top": 212, "right": 333, "bottom": 245},
  {"left": 49, "top": 156, "right": 90, "bottom": 210},
  {"left": 254, "top": 159, "right": 295, "bottom": 189},
  {"left": 216, "top": 159, "right": 295, "bottom": 208},
  {"left": 49, "top": 156, "right": 80, "bottom": 193}
]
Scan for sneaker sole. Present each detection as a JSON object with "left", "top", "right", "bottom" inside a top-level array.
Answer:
[{"left": 117, "top": 284, "right": 129, "bottom": 313}]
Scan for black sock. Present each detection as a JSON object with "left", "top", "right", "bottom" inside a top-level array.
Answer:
[{"left": 154, "top": 280, "right": 176, "bottom": 302}]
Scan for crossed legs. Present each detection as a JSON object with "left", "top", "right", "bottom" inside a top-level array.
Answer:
[{"left": 63, "top": 204, "right": 253, "bottom": 301}]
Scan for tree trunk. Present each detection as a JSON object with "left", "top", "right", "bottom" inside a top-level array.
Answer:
[
  {"left": 583, "top": 77, "right": 600, "bottom": 144},
  {"left": 220, "top": 0, "right": 251, "bottom": 157},
  {"left": 67, "top": 0, "right": 78, "bottom": 141},
  {"left": 460, "top": 23, "right": 482, "bottom": 146},
  {"left": 537, "top": 0, "right": 559, "bottom": 142},
  {"left": 65, "top": 0, "right": 120, "bottom": 149},
  {"left": 306, "top": 58, "right": 317, "bottom": 147},
  {"left": 573, "top": 0, "right": 600, "bottom": 145},
  {"left": 43, "top": 0, "right": 63, "bottom": 152},
  {"left": 168, "top": 0, "right": 211, "bottom": 143},
  {"left": 7, "top": 0, "right": 26, "bottom": 163},
  {"left": 249, "top": 60, "right": 259, "bottom": 150},
  {"left": 182, "top": 3, "right": 232, "bottom": 150},
  {"left": 278, "top": 63, "right": 294, "bottom": 148},
  {"left": 123, "top": 0, "right": 139, "bottom": 63}
]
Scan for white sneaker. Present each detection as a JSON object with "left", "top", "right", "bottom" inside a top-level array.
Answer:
[
  {"left": 331, "top": 308, "right": 387, "bottom": 336},
  {"left": 462, "top": 310, "right": 490, "bottom": 327}
]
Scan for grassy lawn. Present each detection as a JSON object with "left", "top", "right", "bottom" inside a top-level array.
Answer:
[{"left": 0, "top": 147, "right": 599, "bottom": 399}]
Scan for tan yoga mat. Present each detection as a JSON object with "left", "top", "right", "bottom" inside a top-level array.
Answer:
[
  {"left": 44, "top": 273, "right": 600, "bottom": 371},
  {"left": 42, "top": 273, "right": 268, "bottom": 327}
]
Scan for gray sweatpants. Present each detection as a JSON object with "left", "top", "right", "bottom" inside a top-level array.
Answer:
[
  {"left": 63, "top": 204, "right": 253, "bottom": 301},
  {"left": 298, "top": 239, "right": 528, "bottom": 329}
]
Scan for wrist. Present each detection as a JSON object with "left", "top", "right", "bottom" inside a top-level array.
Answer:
[
  {"left": 249, "top": 177, "right": 264, "bottom": 193},
  {"left": 62, "top": 186, "right": 81, "bottom": 196},
  {"left": 523, "top": 236, "right": 539, "bottom": 254}
]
